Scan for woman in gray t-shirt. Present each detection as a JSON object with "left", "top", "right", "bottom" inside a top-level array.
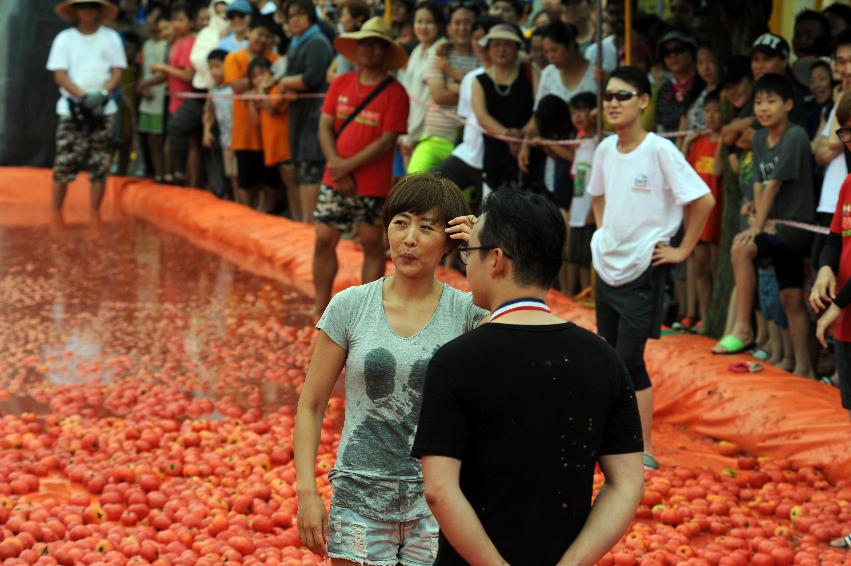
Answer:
[{"left": 294, "top": 174, "right": 488, "bottom": 565}]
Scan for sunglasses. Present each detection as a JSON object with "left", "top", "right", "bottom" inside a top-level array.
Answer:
[
  {"left": 603, "top": 90, "right": 639, "bottom": 102},
  {"left": 837, "top": 128, "right": 851, "bottom": 143}
]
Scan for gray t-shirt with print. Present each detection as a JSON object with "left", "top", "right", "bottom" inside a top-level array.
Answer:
[{"left": 317, "top": 278, "right": 487, "bottom": 522}]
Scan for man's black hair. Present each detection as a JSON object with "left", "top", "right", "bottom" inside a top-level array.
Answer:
[
  {"left": 824, "top": 3, "right": 851, "bottom": 33},
  {"left": 478, "top": 191, "right": 566, "bottom": 288},
  {"left": 207, "top": 48, "right": 228, "bottom": 62},
  {"left": 834, "top": 28, "right": 851, "bottom": 56},
  {"left": 721, "top": 55, "right": 752, "bottom": 86},
  {"left": 569, "top": 91, "right": 597, "bottom": 111},
  {"left": 703, "top": 89, "right": 721, "bottom": 106},
  {"left": 250, "top": 14, "right": 278, "bottom": 33},
  {"left": 797, "top": 9, "right": 831, "bottom": 33},
  {"left": 170, "top": 2, "right": 197, "bottom": 20},
  {"left": 753, "top": 72, "right": 794, "bottom": 102},
  {"left": 248, "top": 54, "right": 273, "bottom": 75},
  {"left": 284, "top": 0, "right": 319, "bottom": 25},
  {"left": 607, "top": 66, "right": 651, "bottom": 96},
  {"left": 472, "top": 14, "right": 502, "bottom": 34},
  {"left": 535, "top": 95, "right": 572, "bottom": 139}
]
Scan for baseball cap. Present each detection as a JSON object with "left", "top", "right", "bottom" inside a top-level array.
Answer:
[
  {"left": 752, "top": 32, "right": 790, "bottom": 59},
  {"left": 227, "top": 0, "right": 253, "bottom": 15}
]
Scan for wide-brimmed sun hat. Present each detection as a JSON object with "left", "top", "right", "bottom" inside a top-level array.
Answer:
[
  {"left": 333, "top": 17, "right": 409, "bottom": 71},
  {"left": 56, "top": 0, "right": 118, "bottom": 22},
  {"left": 478, "top": 23, "right": 525, "bottom": 48}
]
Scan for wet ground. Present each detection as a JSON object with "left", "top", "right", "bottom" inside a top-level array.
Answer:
[{"left": 0, "top": 218, "right": 318, "bottom": 419}]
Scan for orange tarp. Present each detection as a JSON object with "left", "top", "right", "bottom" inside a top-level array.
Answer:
[{"left": 1, "top": 167, "right": 849, "bottom": 481}]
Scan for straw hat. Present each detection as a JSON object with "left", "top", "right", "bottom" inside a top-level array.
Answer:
[
  {"left": 478, "top": 23, "right": 525, "bottom": 48},
  {"left": 56, "top": 0, "right": 119, "bottom": 22},
  {"left": 333, "top": 17, "right": 409, "bottom": 71}
]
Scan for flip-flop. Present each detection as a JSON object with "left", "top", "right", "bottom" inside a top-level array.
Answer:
[
  {"left": 750, "top": 349, "right": 770, "bottom": 361},
  {"left": 713, "top": 335, "right": 755, "bottom": 355},
  {"left": 830, "top": 533, "right": 851, "bottom": 549},
  {"left": 730, "top": 362, "right": 763, "bottom": 373},
  {"left": 643, "top": 453, "right": 659, "bottom": 471}
]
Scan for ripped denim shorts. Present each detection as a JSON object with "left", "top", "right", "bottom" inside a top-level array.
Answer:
[{"left": 326, "top": 505, "right": 439, "bottom": 566}]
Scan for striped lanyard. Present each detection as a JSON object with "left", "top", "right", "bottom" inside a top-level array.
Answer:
[{"left": 489, "top": 297, "right": 551, "bottom": 321}]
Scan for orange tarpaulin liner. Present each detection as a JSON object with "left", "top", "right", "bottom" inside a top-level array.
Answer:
[{"left": 2, "top": 167, "right": 850, "bottom": 482}]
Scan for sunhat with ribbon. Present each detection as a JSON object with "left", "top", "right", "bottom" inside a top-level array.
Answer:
[
  {"left": 333, "top": 17, "right": 409, "bottom": 71},
  {"left": 56, "top": 0, "right": 119, "bottom": 22},
  {"left": 478, "top": 23, "right": 525, "bottom": 48}
]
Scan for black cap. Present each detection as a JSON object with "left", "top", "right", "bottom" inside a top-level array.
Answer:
[{"left": 752, "top": 32, "right": 790, "bottom": 59}]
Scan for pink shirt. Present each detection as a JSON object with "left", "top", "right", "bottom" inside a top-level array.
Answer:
[{"left": 168, "top": 36, "right": 195, "bottom": 114}]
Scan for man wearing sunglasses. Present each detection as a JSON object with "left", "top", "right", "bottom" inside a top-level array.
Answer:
[
  {"left": 588, "top": 66, "right": 715, "bottom": 472},
  {"left": 413, "top": 190, "right": 644, "bottom": 566}
]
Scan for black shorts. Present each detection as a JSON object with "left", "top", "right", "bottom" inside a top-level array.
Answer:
[
  {"left": 567, "top": 225, "right": 594, "bottom": 267},
  {"left": 754, "top": 233, "right": 805, "bottom": 290},
  {"left": 834, "top": 340, "right": 851, "bottom": 410},
  {"left": 596, "top": 265, "right": 668, "bottom": 340},
  {"left": 235, "top": 150, "right": 280, "bottom": 190}
]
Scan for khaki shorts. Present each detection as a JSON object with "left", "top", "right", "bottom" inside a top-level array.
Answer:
[{"left": 222, "top": 147, "right": 237, "bottom": 178}]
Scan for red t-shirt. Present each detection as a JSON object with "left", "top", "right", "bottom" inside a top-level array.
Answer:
[
  {"left": 687, "top": 133, "right": 723, "bottom": 244},
  {"left": 168, "top": 36, "right": 195, "bottom": 115},
  {"left": 321, "top": 72, "right": 409, "bottom": 197},
  {"left": 830, "top": 174, "right": 851, "bottom": 341}
]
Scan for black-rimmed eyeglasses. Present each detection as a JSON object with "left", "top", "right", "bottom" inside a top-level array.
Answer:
[{"left": 458, "top": 245, "right": 512, "bottom": 265}]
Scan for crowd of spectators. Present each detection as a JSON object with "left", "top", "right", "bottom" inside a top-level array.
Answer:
[{"left": 47, "top": 0, "right": 851, "bottom": 426}]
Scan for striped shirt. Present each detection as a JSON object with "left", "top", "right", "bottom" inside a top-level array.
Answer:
[{"left": 421, "top": 46, "right": 480, "bottom": 141}]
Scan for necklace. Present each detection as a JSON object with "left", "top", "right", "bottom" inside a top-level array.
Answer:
[
  {"left": 489, "top": 65, "right": 517, "bottom": 97},
  {"left": 490, "top": 297, "right": 551, "bottom": 321},
  {"left": 494, "top": 81, "right": 512, "bottom": 96}
]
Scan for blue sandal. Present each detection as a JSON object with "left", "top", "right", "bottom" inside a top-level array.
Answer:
[{"left": 643, "top": 453, "right": 659, "bottom": 471}]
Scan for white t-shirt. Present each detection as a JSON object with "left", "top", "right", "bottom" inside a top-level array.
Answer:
[
  {"left": 583, "top": 35, "right": 618, "bottom": 73},
  {"left": 535, "top": 63, "right": 597, "bottom": 108},
  {"left": 569, "top": 138, "right": 597, "bottom": 227},
  {"left": 46, "top": 27, "right": 127, "bottom": 117},
  {"left": 818, "top": 105, "right": 848, "bottom": 214},
  {"left": 587, "top": 132, "right": 710, "bottom": 286},
  {"left": 451, "top": 67, "right": 486, "bottom": 169}
]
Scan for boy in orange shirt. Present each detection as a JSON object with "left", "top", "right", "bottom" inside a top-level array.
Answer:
[
  {"left": 248, "top": 57, "right": 300, "bottom": 215},
  {"left": 223, "top": 15, "right": 278, "bottom": 208}
]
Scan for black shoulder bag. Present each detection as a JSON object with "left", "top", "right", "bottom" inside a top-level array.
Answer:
[{"left": 333, "top": 76, "right": 395, "bottom": 138}]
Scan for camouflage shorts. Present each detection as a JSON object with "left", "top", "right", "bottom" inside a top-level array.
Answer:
[
  {"left": 313, "top": 184, "right": 385, "bottom": 232},
  {"left": 52, "top": 116, "right": 114, "bottom": 183}
]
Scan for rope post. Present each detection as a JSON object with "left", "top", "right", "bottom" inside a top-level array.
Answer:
[{"left": 385, "top": 0, "right": 392, "bottom": 25}]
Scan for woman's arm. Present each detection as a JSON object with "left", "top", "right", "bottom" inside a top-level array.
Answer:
[
  {"left": 150, "top": 62, "right": 195, "bottom": 83},
  {"left": 294, "top": 332, "right": 348, "bottom": 557},
  {"left": 471, "top": 79, "right": 508, "bottom": 137}
]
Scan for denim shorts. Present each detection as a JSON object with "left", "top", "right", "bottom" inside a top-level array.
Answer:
[
  {"left": 327, "top": 505, "right": 438, "bottom": 566},
  {"left": 757, "top": 267, "right": 788, "bottom": 327}
]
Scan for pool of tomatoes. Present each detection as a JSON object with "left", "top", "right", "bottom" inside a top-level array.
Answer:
[{"left": 0, "top": 220, "right": 849, "bottom": 565}]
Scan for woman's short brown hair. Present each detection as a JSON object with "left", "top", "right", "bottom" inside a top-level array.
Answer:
[
  {"left": 382, "top": 174, "right": 471, "bottom": 250},
  {"left": 340, "top": 0, "right": 371, "bottom": 23}
]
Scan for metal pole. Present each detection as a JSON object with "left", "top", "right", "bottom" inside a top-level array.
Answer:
[
  {"left": 624, "top": 0, "right": 631, "bottom": 64},
  {"left": 385, "top": 0, "right": 392, "bottom": 25},
  {"left": 595, "top": 0, "right": 603, "bottom": 143}
]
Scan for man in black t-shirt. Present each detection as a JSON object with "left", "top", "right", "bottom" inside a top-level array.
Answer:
[{"left": 412, "top": 191, "right": 645, "bottom": 566}]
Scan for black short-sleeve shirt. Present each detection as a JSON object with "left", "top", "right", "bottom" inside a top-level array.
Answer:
[{"left": 411, "top": 322, "right": 643, "bottom": 565}]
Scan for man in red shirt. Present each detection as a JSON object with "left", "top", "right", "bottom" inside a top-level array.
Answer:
[
  {"left": 313, "top": 17, "right": 410, "bottom": 319},
  {"left": 810, "top": 86, "right": 851, "bottom": 556}
]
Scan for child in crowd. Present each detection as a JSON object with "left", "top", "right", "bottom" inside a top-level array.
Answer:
[
  {"left": 248, "top": 56, "right": 293, "bottom": 214},
  {"left": 566, "top": 91, "right": 598, "bottom": 298},
  {"left": 681, "top": 90, "right": 723, "bottom": 332},
  {"left": 223, "top": 15, "right": 279, "bottom": 207},
  {"left": 714, "top": 74, "right": 816, "bottom": 378},
  {"left": 589, "top": 66, "right": 714, "bottom": 470},
  {"left": 151, "top": 2, "right": 197, "bottom": 185},
  {"left": 203, "top": 49, "right": 237, "bottom": 200},
  {"left": 47, "top": 0, "right": 127, "bottom": 212},
  {"left": 137, "top": 5, "right": 170, "bottom": 183}
]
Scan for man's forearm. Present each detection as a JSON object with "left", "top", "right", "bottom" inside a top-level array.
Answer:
[
  {"left": 426, "top": 487, "right": 507, "bottom": 566},
  {"left": 280, "top": 74, "right": 307, "bottom": 91},
  {"left": 754, "top": 181, "right": 781, "bottom": 231},
  {"left": 557, "top": 482, "right": 642, "bottom": 566},
  {"left": 592, "top": 195, "right": 605, "bottom": 228},
  {"left": 679, "top": 193, "right": 715, "bottom": 254}
]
